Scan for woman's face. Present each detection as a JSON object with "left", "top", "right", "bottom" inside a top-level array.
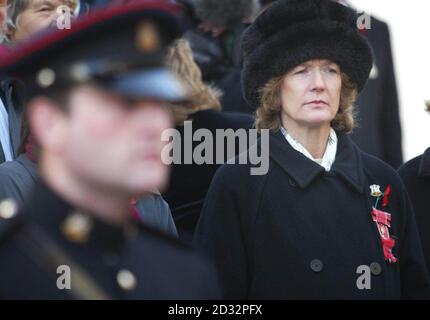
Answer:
[{"left": 280, "top": 59, "right": 342, "bottom": 129}]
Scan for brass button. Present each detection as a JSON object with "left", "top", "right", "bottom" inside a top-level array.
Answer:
[
  {"left": 136, "top": 21, "right": 160, "bottom": 53},
  {"left": 61, "top": 212, "right": 93, "bottom": 244},
  {"left": 36, "top": 68, "right": 56, "bottom": 88},
  {"left": 117, "top": 269, "right": 137, "bottom": 291},
  {"left": 288, "top": 178, "right": 298, "bottom": 187},
  {"left": 0, "top": 198, "right": 18, "bottom": 219}
]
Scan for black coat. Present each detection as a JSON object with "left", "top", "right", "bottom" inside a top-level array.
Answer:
[
  {"left": 195, "top": 130, "right": 430, "bottom": 299},
  {"left": 351, "top": 17, "right": 403, "bottom": 169},
  {"left": 398, "top": 148, "right": 430, "bottom": 274},
  {"left": 185, "top": 26, "right": 253, "bottom": 114},
  {"left": 0, "top": 180, "right": 220, "bottom": 299},
  {"left": 163, "top": 109, "right": 254, "bottom": 239},
  {"left": 0, "top": 78, "right": 24, "bottom": 163}
]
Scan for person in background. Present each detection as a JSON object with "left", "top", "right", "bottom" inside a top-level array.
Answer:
[
  {"left": 0, "top": 75, "right": 22, "bottom": 164},
  {"left": 183, "top": 0, "right": 259, "bottom": 114},
  {"left": 162, "top": 39, "right": 253, "bottom": 241},
  {"left": 0, "top": 0, "right": 80, "bottom": 166},
  {"left": 398, "top": 102, "right": 430, "bottom": 275},
  {"left": 0, "top": 1, "right": 219, "bottom": 299},
  {"left": 0, "top": 0, "right": 7, "bottom": 43},
  {"left": 337, "top": 0, "right": 404, "bottom": 169},
  {"left": 4, "top": 0, "right": 80, "bottom": 43}
]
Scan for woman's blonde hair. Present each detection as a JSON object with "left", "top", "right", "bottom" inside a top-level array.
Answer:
[
  {"left": 165, "top": 39, "right": 222, "bottom": 125},
  {"left": 255, "top": 72, "right": 358, "bottom": 133}
]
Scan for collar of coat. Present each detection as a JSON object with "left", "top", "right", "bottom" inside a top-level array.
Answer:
[
  {"left": 418, "top": 147, "right": 430, "bottom": 178},
  {"left": 265, "top": 130, "right": 366, "bottom": 193}
]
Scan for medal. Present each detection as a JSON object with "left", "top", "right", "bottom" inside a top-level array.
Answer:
[{"left": 369, "top": 185, "right": 397, "bottom": 263}]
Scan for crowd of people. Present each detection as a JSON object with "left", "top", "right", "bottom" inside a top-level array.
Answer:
[{"left": 0, "top": 0, "right": 428, "bottom": 300}]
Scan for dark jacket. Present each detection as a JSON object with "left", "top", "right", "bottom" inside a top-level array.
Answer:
[
  {"left": 0, "top": 78, "right": 24, "bottom": 163},
  {"left": 398, "top": 148, "right": 430, "bottom": 274},
  {"left": 185, "top": 26, "right": 253, "bottom": 114},
  {"left": 163, "top": 109, "right": 254, "bottom": 239},
  {"left": 0, "top": 180, "right": 220, "bottom": 299},
  {"left": 0, "top": 154, "right": 178, "bottom": 238},
  {"left": 0, "top": 154, "right": 37, "bottom": 202},
  {"left": 351, "top": 17, "right": 403, "bottom": 169},
  {"left": 195, "top": 130, "right": 430, "bottom": 299}
]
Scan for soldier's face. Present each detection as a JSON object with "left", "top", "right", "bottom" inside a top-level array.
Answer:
[
  {"left": 32, "top": 85, "right": 173, "bottom": 197},
  {"left": 11, "top": 0, "right": 77, "bottom": 42}
]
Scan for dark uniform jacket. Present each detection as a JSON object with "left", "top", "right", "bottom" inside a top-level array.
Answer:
[
  {"left": 0, "top": 154, "right": 178, "bottom": 238},
  {"left": 398, "top": 148, "right": 430, "bottom": 274},
  {"left": 0, "top": 181, "right": 220, "bottom": 299},
  {"left": 195, "top": 130, "right": 430, "bottom": 299}
]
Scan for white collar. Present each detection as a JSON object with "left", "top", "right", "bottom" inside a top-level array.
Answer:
[{"left": 280, "top": 127, "right": 338, "bottom": 172}]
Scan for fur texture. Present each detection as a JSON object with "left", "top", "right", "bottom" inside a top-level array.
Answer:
[
  {"left": 193, "top": 0, "right": 259, "bottom": 29},
  {"left": 241, "top": 0, "right": 373, "bottom": 109}
]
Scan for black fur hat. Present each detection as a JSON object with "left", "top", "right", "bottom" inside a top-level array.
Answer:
[{"left": 241, "top": 0, "right": 373, "bottom": 109}]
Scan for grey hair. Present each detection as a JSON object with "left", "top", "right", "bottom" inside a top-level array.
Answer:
[{"left": 5, "top": 0, "right": 80, "bottom": 41}]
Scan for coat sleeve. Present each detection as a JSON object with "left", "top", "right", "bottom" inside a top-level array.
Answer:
[
  {"left": 398, "top": 183, "right": 430, "bottom": 299},
  {"left": 0, "top": 165, "right": 25, "bottom": 205},
  {"left": 194, "top": 165, "right": 249, "bottom": 299},
  {"left": 135, "top": 194, "right": 178, "bottom": 239}
]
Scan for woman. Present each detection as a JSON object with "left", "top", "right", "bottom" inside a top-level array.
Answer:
[
  {"left": 163, "top": 39, "right": 253, "bottom": 240},
  {"left": 195, "top": 0, "right": 430, "bottom": 299},
  {"left": 398, "top": 102, "right": 430, "bottom": 275}
]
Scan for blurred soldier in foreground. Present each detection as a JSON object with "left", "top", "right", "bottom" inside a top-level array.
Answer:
[
  {"left": 0, "top": 1, "right": 219, "bottom": 299},
  {"left": 0, "top": 0, "right": 179, "bottom": 237}
]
